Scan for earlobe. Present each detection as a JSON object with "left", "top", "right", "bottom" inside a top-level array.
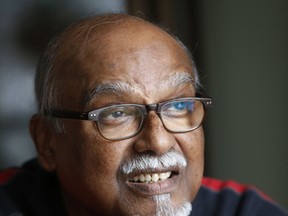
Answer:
[{"left": 29, "top": 115, "right": 57, "bottom": 172}]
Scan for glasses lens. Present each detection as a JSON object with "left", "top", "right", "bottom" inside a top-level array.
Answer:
[
  {"left": 97, "top": 105, "right": 144, "bottom": 140},
  {"left": 160, "top": 99, "right": 204, "bottom": 132}
]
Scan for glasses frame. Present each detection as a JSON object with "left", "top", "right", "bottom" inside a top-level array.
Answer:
[{"left": 48, "top": 97, "right": 212, "bottom": 140}]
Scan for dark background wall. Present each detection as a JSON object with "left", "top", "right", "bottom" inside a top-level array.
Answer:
[
  {"left": 1, "top": 0, "right": 287, "bottom": 209},
  {"left": 198, "top": 0, "right": 288, "bottom": 209}
]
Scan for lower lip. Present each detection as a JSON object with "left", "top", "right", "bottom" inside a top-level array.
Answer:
[{"left": 126, "top": 175, "right": 178, "bottom": 196}]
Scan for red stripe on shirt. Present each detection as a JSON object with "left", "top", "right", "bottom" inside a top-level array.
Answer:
[
  {"left": 202, "top": 177, "right": 271, "bottom": 201},
  {"left": 0, "top": 168, "right": 20, "bottom": 185}
]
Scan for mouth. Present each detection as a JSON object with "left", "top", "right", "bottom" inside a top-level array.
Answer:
[
  {"left": 129, "top": 171, "right": 178, "bottom": 183},
  {"left": 126, "top": 169, "right": 180, "bottom": 196},
  {"left": 121, "top": 151, "right": 187, "bottom": 196}
]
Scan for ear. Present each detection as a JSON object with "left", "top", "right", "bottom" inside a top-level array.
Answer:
[{"left": 29, "top": 115, "right": 57, "bottom": 172}]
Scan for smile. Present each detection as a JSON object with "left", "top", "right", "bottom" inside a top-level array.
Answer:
[
  {"left": 126, "top": 170, "right": 179, "bottom": 196},
  {"left": 121, "top": 152, "right": 186, "bottom": 195},
  {"left": 129, "top": 171, "right": 172, "bottom": 183}
]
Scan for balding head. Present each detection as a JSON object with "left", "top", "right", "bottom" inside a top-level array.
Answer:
[{"left": 35, "top": 14, "right": 200, "bottom": 128}]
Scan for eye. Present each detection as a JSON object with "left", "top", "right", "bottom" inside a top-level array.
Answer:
[
  {"left": 101, "top": 108, "right": 131, "bottom": 121},
  {"left": 110, "top": 111, "right": 125, "bottom": 118},
  {"left": 168, "top": 101, "right": 194, "bottom": 112},
  {"left": 98, "top": 105, "right": 143, "bottom": 127},
  {"left": 162, "top": 100, "right": 195, "bottom": 117},
  {"left": 172, "top": 102, "right": 187, "bottom": 110}
]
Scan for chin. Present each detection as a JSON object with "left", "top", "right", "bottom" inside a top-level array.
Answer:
[{"left": 117, "top": 194, "right": 192, "bottom": 216}]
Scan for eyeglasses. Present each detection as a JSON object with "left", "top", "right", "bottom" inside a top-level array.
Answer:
[{"left": 48, "top": 97, "right": 212, "bottom": 140}]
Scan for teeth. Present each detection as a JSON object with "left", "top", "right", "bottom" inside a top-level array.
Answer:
[
  {"left": 145, "top": 174, "right": 152, "bottom": 182},
  {"left": 151, "top": 173, "right": 159, "bottom": 182},
  {"left": 130, "top": 171, "right": 172, "bottom": 183},
  {"left": 139, "top": 174, "right": 145, "bottom": 182},
  {"left": 159, "top": 172, "right": 169, "bottom": 180}
]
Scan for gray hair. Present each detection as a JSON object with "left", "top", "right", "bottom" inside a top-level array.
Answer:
[
  {"left": 35, "top": 34, "right": 63, "bottom": 132},
  {"left": 34, "top": 14, "right": 201, "bottom": 133}
]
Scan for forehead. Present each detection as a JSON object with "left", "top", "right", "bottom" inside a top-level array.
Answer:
[{"left": 55, "top": 18, "right": 195, "bottom": 108}]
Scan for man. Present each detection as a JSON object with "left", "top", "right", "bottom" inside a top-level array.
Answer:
[{"left": 0, "top": 14, "right": 287, "bottom": 216}]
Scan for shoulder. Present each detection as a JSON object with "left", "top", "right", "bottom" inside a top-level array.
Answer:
[
  {"left": 0, "top": 167, "right": 20, "bottom": 185},
  {"left": 0, "top": 167, "right": 22, "bottom": 215},
  {"left": 0, "top": 163, "right": 25, "bottom": 215},
  {"left": 191, "top": 177, "right": 288, "bottom": 216},
  {"left": 0, "top": 159, "right": 66, "bottom": 216}
]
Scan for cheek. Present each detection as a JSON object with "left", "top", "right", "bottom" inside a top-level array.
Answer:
[
  {"left": 55, "top": 121, "right": 122, "bottom": 170},
  {"left": 175, "top": 126, "right": 204, "bottom": 163},
  {"left": 175, "top": 127, "right": 205, "bottom": 199},
  {"left": 53, "top": 122, "right": 127, "bottom": 210},
  {"left": 183, "top": 127, "right": 204, "bottom": 159}
]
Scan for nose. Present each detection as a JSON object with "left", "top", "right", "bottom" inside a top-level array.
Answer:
[{"left": 133, "top": 112, "right": 176, "bottom": 156}]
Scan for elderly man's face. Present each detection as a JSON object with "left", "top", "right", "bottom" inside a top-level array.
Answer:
[{"left": 45, "top": 20, "right": 204, "bottom": 216}]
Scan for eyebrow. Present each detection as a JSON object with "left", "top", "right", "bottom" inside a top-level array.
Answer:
[{"left": 85, "top": 72, "right": 194, "bottom": 105}]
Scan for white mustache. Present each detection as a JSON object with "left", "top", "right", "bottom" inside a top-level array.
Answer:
[{"left": 120, "top": 151, "right": 187, "bottom": 175}]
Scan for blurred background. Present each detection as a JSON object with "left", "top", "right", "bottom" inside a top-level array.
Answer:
[{"left": 0, "top": 0, "right": 287, "bottom": 209}]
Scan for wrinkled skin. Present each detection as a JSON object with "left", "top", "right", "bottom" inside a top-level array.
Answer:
[{"left": 30, "top": 15, "right": 204, "bottom": 216}]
